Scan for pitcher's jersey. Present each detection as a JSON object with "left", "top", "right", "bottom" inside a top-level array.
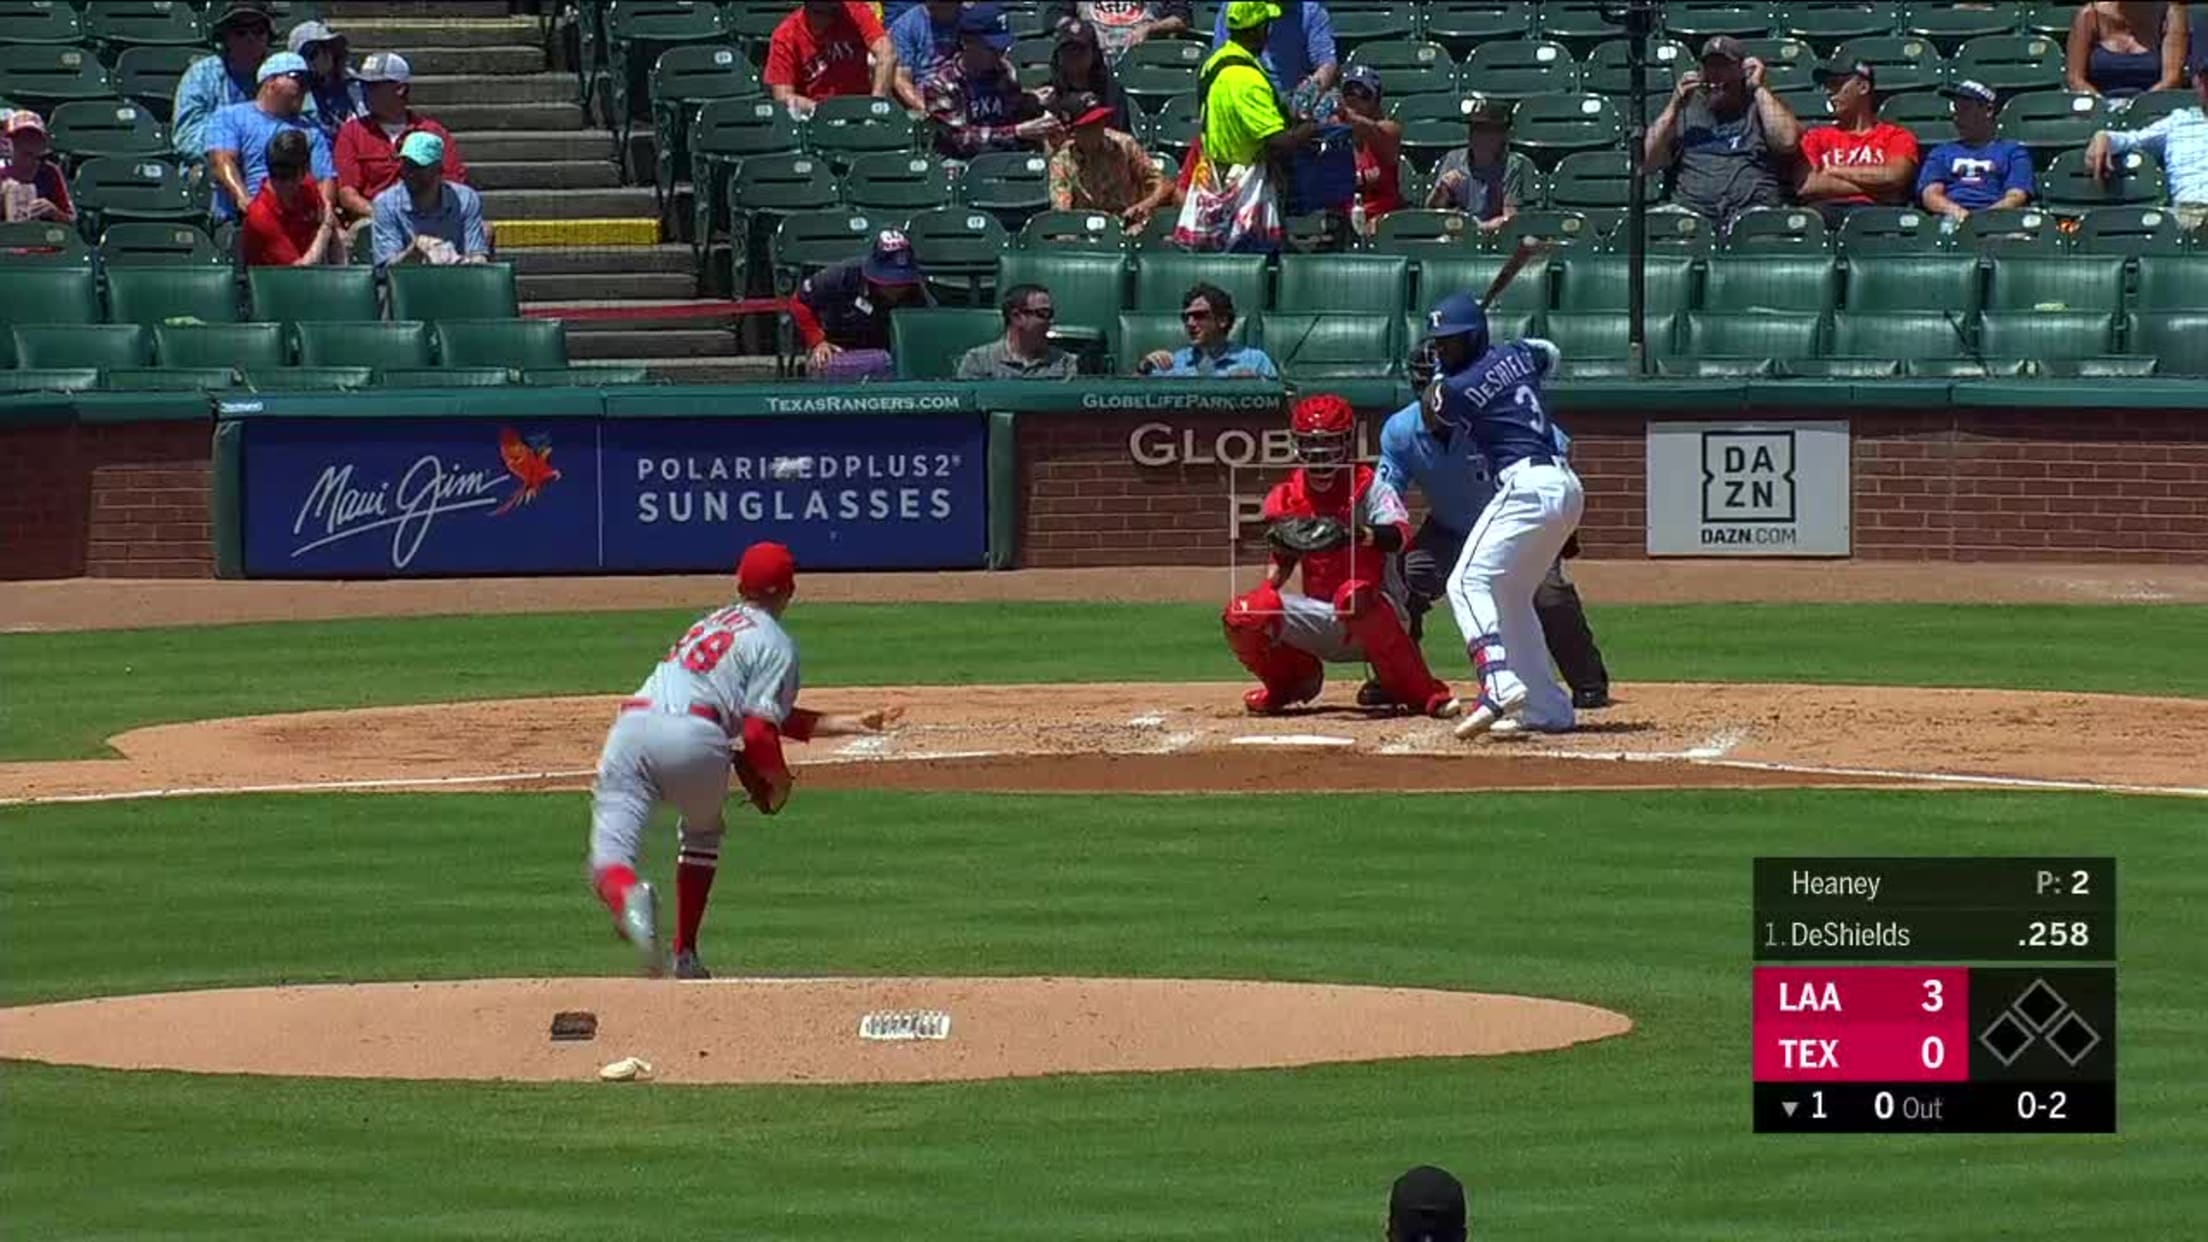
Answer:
[
  {"left": 1261, "top": 464, "right": 1409, "bottom": 600},
  {"left": 1425, "top": 339, "right": 1562, "bottom": 476},
  {"left": 633, "top": 601, "right": 800, "bottom": 732}
]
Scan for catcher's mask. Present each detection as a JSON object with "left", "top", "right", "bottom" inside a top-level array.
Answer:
[{"left": 1290, "top": 394, "right": 1355, "bottom": 477}]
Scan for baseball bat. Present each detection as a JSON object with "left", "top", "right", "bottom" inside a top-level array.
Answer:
[{"left": 1482, "top": 238, "right": 1551, "bottom": 306}]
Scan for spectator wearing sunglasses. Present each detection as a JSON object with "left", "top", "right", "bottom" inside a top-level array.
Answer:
[
  {"left": 956, "top": 283, "right": 1081, "bottom": 378},
  {"left": 1137, "top": 282, "right": 1279, "bottom": 377},
  {"left": 206, "top": 51, "right": 336, "bottom": 223}
]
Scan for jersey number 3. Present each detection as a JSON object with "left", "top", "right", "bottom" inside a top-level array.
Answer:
[
  {"left": 1514, "top": 385, "right": 1550, "bottom": 436},
  {"left": 668, "top": 610, "right": 754, "bottom": 674}
]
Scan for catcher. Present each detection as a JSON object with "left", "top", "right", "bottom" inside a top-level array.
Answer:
[
  {"left": 1223, "top": 394, "right": 1461, "bottom": 719},
  {"left": 586, "top": 541, "right": 900, "bottom": 980}
]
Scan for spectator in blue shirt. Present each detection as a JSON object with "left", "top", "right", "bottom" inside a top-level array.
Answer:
[
  {"left": 289, "top": 19, "right": 364, "bottom": 139},
  {"left": 171, "top": 0, "right": 277, "bottom": 159},
  {"left": 1137, "top": 283, "right": 1279, "bottom": 377},
  {"left": 1209, "top": 0, "right": 1338, "bottom": 101},
  {"left": 372, "top": 131, "right": 492, "bottom": 268},
  {"left": 890, "top": 0, "right": 964, "bottom": 110},
  {"left": 207, "top": 53, "right": 336, "bottom": 224},
  {"left": 1917, "top": 79, "right": 2035, "bottom": 220}
]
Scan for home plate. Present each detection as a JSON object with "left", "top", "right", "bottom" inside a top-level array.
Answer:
[{"left": 1230, "top": 734, "right": 1359, "bottom": 748}]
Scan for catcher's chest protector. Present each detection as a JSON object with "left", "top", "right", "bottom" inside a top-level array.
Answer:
[{"left": 1273, "top": 466, "right": 1381, "bottom": 601}]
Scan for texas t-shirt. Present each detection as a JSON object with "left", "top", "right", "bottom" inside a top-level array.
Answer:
[
  {"left": 1798, "top": 121, "right": 1921, "bottom": 205},
  {"left": 764, "top": 2, "right": 886, "bottom": 101},
  {"left": 1916, "top": 138, "right": 2035, "bottom": 211}
]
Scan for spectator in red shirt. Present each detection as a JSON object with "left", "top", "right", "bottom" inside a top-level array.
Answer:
[
  {"left": 333, "top": 52, "right": 467, "bottom": 229},
  {"left": 242, "top": 129, "right": 340, "bottom": 266},
  {"left": 764, "top": 1, "right": 898, "bottom": 118},
  {"left": 1336, "top": 64, "right": 1403, "bottom": 231},
  {"left": 1, "top": 111, "right": 74, "bottom": 224},
  {"left": 1794, "top": 59, "right": 1921, "bottom": 226}
]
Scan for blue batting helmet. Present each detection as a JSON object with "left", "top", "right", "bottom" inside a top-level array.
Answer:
[{"left": 1424, "top": 291, "right": 1489, "bottom": 356}]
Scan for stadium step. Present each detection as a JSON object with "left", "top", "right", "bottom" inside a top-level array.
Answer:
[
  {"left": 618, "top": 356, "right": 782, "bottom": 384},
  {"left": 323, "top": 1, "right": 520, "bottom": 21},
  {"left": 433, "top": 101, "right": 589, "bottom": 132},
  {"left": 407, "top": 73, "right": 577, "bottom": 109},
  {"left": 469, "top": 161, "right": 622, "bottom": 192},
  {"left": 397, "top": 45, "right": 546, "bottom": 77},
  {"left": 463, "top": 129, "right": 622, "bottom": 163},
  {"left": 508, "top": 245, "right": 695, "bottom": 276},
  {"left": 333, "top": 17, "right": 543, "bottom": 51},
  {"left": 517, "top": 272, "right": 701, "bottom": 302},
  {"left": 559, "top": 327, "right": 743, "bottom": 361},
  {"left": 481, "top": 187, "right": 659, "bottom": 220}
]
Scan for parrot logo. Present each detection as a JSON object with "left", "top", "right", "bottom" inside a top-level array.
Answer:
[{"left": 492, "top": 427, "right": 561, "bottom": 517}]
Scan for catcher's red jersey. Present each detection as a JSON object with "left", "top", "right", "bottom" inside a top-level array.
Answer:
[{"left": 1261, "top": 465, "right": 1410, "bottom": 600}]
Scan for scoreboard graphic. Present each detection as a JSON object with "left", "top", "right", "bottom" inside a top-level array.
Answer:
[{"left": 1752, "top": 858, "right": 2117, "bottom": 1133}]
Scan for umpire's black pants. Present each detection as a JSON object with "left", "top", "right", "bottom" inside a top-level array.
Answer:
[{"left": 1400, "top": 517, "right": 1611, "bottom": 697}]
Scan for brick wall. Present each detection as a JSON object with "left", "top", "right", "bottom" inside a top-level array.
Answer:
[
  {"left": 0, "top": 422, "right": 212, "bottom": 580},
  {"left": 1016, "top": 406, "right": 2208, "bottom": 567}
]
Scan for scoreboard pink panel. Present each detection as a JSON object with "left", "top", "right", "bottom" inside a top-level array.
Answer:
[{"left": 1751, "top": 859, "right": 2116, "bottom": 1133}]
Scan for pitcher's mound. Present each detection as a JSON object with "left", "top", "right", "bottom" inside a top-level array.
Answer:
[{"left": 0, "top": 976, "right": 1631, "bottom": 1085}]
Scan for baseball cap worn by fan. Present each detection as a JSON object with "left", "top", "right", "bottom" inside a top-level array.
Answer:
[
  {"left": 212, "top": 0, "right": 275, "bottom": 33},
  {"left": 1388, "top": 1165, "right": 1468, "bottom": 1242},
  {"left": 1464, "top": 94, "right": 1513, "bottom": 128},
  {"left": 355, "top": 52, "right": 412, "bottom": 85},
  {"left": 1699, "top": 35, "right": 1746, "bottom": 64},
  {"left": 5, "top": 109, "right": 46, "bottom": 137},
  {"left": 1343, "top": 65, "right": 1384, "bottom": 98},
  {"left": 1939, "top": 79, "right": 1999, "bottom": 107},
  {"left": 737, "top": 542, "right": 798, "bottom": 600},
  {"left": 399, "top": 130, "right": 446, "bottom": 167},
  {"left": 257, "top": 51, "right": 310, "bottom": 84},
  {"left": 287, "top": 20, "right": 346, "bottom": 58},
  {"left": 958, "top": 3, "right": 1013, "bottom": 50},
  {"left": 1225, "top": 1, "right": 1283, "bottom": 32},
  {"left": 862, "top": 229, "right": 923, "bottom": 285},
  {"left": 1813, "top": 59, "right": 1877, "bottom": 90}
]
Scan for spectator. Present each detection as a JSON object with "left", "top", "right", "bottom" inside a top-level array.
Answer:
[
  {"left": 370, "top": 132, "right": 491, "bottom": 267},
  {"left": 1037, "top": 17, "right": 1132, "bottom": 132},
  {"left": 2066, "top": 1, "right": 2190, "bottom": 99},
  {"left": 1387, "top": 1165, "right": 1468, "bottom": 1242},
  {"left": 1425, "top": 96, "right": 1531, "bottom": 231},
  {"left": 1048, "top": 96, "right": 1173, "bottom": 226},
  {"left": 2087, "top": 55, "right": 2208, "bottom": 231},
  {"left": 1794, "top": 60, "right": 1920, "bottom": 226},
  {"left": 1138, "top": 283, "right": 1278, "bottom": 377},
  {"left": 1180, "top": 2, "right": 1320, "bottom": 251},
  {"left": 1917, "top": 80, "right": 2035, "bottom": 221},
  {"left": 1042, "top": 2, "right": 1193, "bottom": 58},
  {"left": 928, "top": 4, "right": 1057, "bottom": 157},
  {"left": 241, "top": 129, "right": 340, "bottom": 266},
  {"left": 1644, "top": 36, "right": 1802, "bottom": 227},
  {"left": 171, "top": 0, "right": 277, "bottom": 159},
  {"left": 1, "top": 111, "right": 73, "bottom": 223},
  {"left": 1208, "top": 0, "right": 1338, "bottom": 102},
  {"left": 955, "top": 283, "right": 1081, "bottom": 378},
  {"left": 1334, "top": 65, "right": 1402, "bottom": 230},
  {"left": 890, "top": 0, "right": 964, "bottom": 109},
  {"left": 765, "top": 1, "right": 898, "bottom": 118},
  {"left": 207, "top": 53, "right": 335, "bottom": 224},
  {"left": 335, "top": 53, "right": 468, "bottom": 230},
  {"left": 791, "top": 229, "right": 934, "bottom": 375},
  {"left": 289, "top": 19, "right": 363, "bottom": 139}
]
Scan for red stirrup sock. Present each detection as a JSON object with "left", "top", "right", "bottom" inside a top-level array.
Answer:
[
  {"left": 593, "top": 864, "right": 639, "bottom": 917},
  {"left": 673, "top": 857, "right": 718, "bottom": 954}
]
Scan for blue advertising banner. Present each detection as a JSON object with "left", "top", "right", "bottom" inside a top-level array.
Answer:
[{"left": 239, "top": 413, "right": 987, "bottom": 577}]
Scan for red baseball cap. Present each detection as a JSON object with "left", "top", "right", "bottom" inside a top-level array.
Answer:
[
  {"left": 1071, "top": 103, "right": 1115, "bottom": 127},
  {"left": 736, "top": 541, "right": 797, "bottom": 598}
]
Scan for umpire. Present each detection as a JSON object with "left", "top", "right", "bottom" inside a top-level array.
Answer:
[{"left": 1373, "top": 395, "right": 1612, "bottom": 709}]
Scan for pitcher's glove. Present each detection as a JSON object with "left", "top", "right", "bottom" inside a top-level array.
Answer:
[
  {"left": 1267, "top": 516, "right": 1354, "bottom": 555},
  {"left": 733, "top": 751, "right": 790, "bottom": 816}
]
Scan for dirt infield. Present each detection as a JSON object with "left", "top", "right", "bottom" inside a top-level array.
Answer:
[
  {"left": 0, "top": 976, "right": 1632, "bottom": 1086},
  {"left": 6, "top": 680, "right": 2206, "bottom": 803}
]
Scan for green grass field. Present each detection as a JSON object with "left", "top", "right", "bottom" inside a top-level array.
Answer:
[{"left": 3, "top": 603, "right": 2204, "bottom": 1238}]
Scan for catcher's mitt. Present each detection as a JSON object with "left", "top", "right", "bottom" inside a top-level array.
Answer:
[{"left": 1267, "top": 516, "right": 1354, "bottom": 555}]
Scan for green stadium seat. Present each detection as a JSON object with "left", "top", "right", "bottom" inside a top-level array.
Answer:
[
  {"left": 997, "top": 250, "right": 1127, "bottom": 355},
  {"left": 1116, "top": 39, "right": 1205, "bottom": 107},
  {"left": 1017, "top": 210, "right": 1128, "bottom": 250},
  {"left": 686, "top": 97, "right": 803, "bottom": 249},
  {"left": 380, "top": 366, "right": 513, "bottom": 388},
  {"left": 1978, "top": 310, "right": 2119, "bottom": 360},
  {"left": 45, "top": 98, "right": 168, "bottom": 166},
  {"left": 0, "top": 1, "right": 83, "bottom": 45},
  {"left": 1327, "top": 4, "right": 1418, "bottom": 54},
  {"left": 1776, "top": 84, "right": 1834, "bottom": 127},
  {"left": 84, "top": 2, "right": 208, "bottom": 50},
  {"left": 1639, "top": 204, "right": 1718, "bottom": 252},
  {"left": 1581, "top": 39, "right": 1691, "bottom": 99},
  {"left": 0, "top": 44, "right": 114, "bottom": 108},
  {"left": 1277, "top": 253, "right": 1411, "bottom": 313},
  {"left": 1950, "top": 34, "right": 2065, "bottom": 96},
  {"left": 1370, "top": 209, "right": 1480, "bottom": 251},
  {"left": 840, "top": 151, "right": 956, "bottom": 213},
  {"left": 1845, "top": 254, "right": 1983, "bottom": 313},
  {"left": 387, "top": 263, "right": 520, "bottom": 321},
  {"left": 98, "top": 222, "right": 222, "bottom": 267},
  {"left": 434, "top": 319, "right": 567, "bottom": 369},
  {"left": 1117, "top": 310, "right": 1252, "bottom": 374},
  {"left": 1985, "top": 256, "right": 2126, "bottom": 311},
  {"left": 648, "top": 45, "right": 759, "bottom": 214},
  {"left": 1880, "top": 91, "right": 1957, "bottom": 145},
  {"left": 2075, "top": 207, "right": 2192, "bottom": 257},
  {"left": 1786, "top": 356, "right": 1904, "bottom": 378},
  {"left": 2118, "top": 89, "right": 2197, "bottom": 129},
  {"left": 154, "top": 322, "right": 287, "bottom": 370},
  {"left": 2041, "top": 149, "right": 2164, "bottom": 209},
  {"left": 1665, "top": 2, "right": 1778, "bottom": 43},
  {"left": 1906, "top": 356, "right": 2030, "bottom": 377},
  {"left": 1412, "top": 250, "right": 1551, "bottom": 312},
  {"left": 1737, "top": 37, "right": 1818, "bottom": 90},
  {"left": 1507, "top": 93, "right": 1620, "bottom": 169},
  {"left": 1006, "top": 35, "right": 1057, "bottom": 84},
  {"left": 1345, "top": 41, "right": 1460, "bottom": 97},
  {"left": 1836, "top": 207, "right": 1948, "bottom": 253},
  {"left": 805, "top": 95, "right": 920, "bottom": 166},
  {"left": 2133, "top": 255, "right": 2208, "bottom": 310},
  {"left": 1701, "top": 255, "right": 1838, "bottom": 312},
  {"left": 113, "top": 46, "right": 198, "bottom": 122},
  {"left": 1284, "top": 209, "right": 1354, "bottom": 254},
  {"left": 1997, "top": 91, "right": 2105, "bottom": 158},
  {"left": 1493, "top": 209, "right": 1602, "bottom": 251},
  {"left": 1831, "top": 310, "right": 1976, "bottom": 360},
  {"left": 248, "top": 266, "right": 379, "bottom": 325},
  {"left": 1393, "top": 93, "right": 1484, "bottom": 171},
  {"left": 769, "top": 209, "right": 886, "bottom": 295},
  {"left": 1904, "top": 5, "right": 2021, "bottom": 49},
  {"left": 0, "top": 368, "right": 100, "bottom": 392},
  {"left": 2132, "top": 313, "right": 2208, "bottom": 375},
  {"left": 1553, "top": 253, "right": 1696, "bottom": 315},
  {"left": 597, "top": 0, "right": 728, "bottom": 131},
  {"left": 0, "top": 266, "right": 99, "bottom": 325},
  {"left": 958, "top": 151, "right": 1052, "bottom": 230},
  {"left": 1461, "top": 40, "right": 1580, "bottom": 99},
  {"left": 1141, "top": 93, "right": 1203, "bottom": 159},
  {"left": 1828, "top": 36, "right": 1946, "bottom": 94},
  {"left": 1540, "top": 311, "right": 1634, "bottom": 359},
  {"left": 1722, "top": 206, "right": 1829, "bottom": 252},
  {"left": 716, "top": 0, "right": 785, "bottom": 50},
  {"left": 1959, "top": 207, "right": 2067, "bottom": 254},
  {"left": 2039, "top": 355, "right": 2158, "bottom": 379},
  {"left": 296, "top": 320, "right": 433, "bottom": 369},
  {"left": 1421, "top": 3, "right": 1532, "bottom": 57},
  {"left": 523, "top": 365, "right": 655, "bottom": 386},
  {"left": 1253, "top": 312, "right": 1402, "bottom": 379},
  {"left": 13, "top": 323, "right": 153, "bottom": 369},
  {"left": 1656, "top": 355, "right": 1780, "bottom": 378},
  {"left": 889, "top": 308, "right": 1003, "bottom": 380},
  {"left": 104, "top": 265, "right": 238, "bottom": 325},
  {"left": 722, "top": 152, "right": 840, "bottom": 292},
  {"left": 101, "top": 367, "right": 237, "bottom": 391},
  {"left": 1132, "top": 252, "right": 1269, "bottom": 313},
  {"left": 1532, "top": 1, "right": 1621, "bottom": 48},
  {"left": 1782, "top": 3, "right": 1903, "bottom": 52},
  {"left": 69, "top": 157, "right": 203, "bottom": 231},
  {"left": 1546, "top": 150, "right": 1634, "bottom": 214},
  {"left": 240, "top": 366, "right": 374, "bottom": 391},
  {"left": 905, "top": 206, "right": 1012, "bottom": 304}
]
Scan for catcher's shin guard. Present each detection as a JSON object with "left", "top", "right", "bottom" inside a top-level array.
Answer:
[
  {"left": 1224, "top": 587, "right": 1322, "bottom": 711},
  {"left": 1335, "top": 581, "right": 1452, "bottom": 715},
  {"left": 1534, "top": 578, "right": 1610, "bottom": 696}
]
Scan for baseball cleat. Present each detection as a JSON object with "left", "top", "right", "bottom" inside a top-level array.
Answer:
[
  {"left": 672, "top": 949, "right": 711, "bottom": 980},
  {"left": 1490, "top": 717, "right": 1573, "bottom": 738},
  {"left": 1242, "top": 685, "right": 1316, "bottom": 715},
  {"left": 1424, "top": 691, "right": 1463, "bottom": 719},
  {"left": 1572, "top": 687, "right": 1612, "bottom": 711},
  {"left": 618, "top": 881, "right": 664, "bottom": 977},
  {"left": 1453, "top": 687, "right": 1528, "bottom": 739}
]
